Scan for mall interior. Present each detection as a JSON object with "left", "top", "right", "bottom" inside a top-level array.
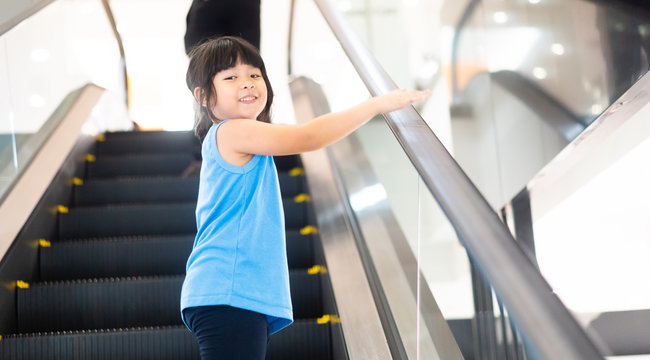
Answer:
[{"left": 1, "top": 0, "right": 650, "bottom": 358}]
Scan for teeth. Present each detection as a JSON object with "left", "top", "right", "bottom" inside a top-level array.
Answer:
[{"left": 240, "top": 96, "right": 256, "bottom": 102}]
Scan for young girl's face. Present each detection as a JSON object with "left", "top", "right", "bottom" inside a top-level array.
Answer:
[{"left": 209, "top": 62, "right": 267, "bottom": 122}]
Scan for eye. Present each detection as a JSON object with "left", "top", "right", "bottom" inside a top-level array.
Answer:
[
  {"left": 251, "top": 74, "right": 261, "bottom": 79},
  {"left": 224, "top": 75, "right": 236, "bottom": 80}
]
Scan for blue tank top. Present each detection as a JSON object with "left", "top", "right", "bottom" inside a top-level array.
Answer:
[{"left": 180, "top": 120, "right": 293, "bottom": 334}]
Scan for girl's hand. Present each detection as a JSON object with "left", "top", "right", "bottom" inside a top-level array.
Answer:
[{"left": 373, "top": 88, "right": 432, "bottom": 114}]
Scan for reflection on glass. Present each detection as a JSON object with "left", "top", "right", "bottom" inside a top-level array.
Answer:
[
  {"left": 337, "top": 0, "right": 650, "bottom": 206},
  {"left": 0, "top": 0, "right": 128, "bottom": 200},
  {"left": 331, "top": 0, "right": 650, "bottom": 352},
  {"left": 292, "top": 1, "right": 468, "bottom": 357}
]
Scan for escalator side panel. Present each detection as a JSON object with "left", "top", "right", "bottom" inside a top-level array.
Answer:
[{"left": 0, "top": 135, "right": 95, "bottom": 333}]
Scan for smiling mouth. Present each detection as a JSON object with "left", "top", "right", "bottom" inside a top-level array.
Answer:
[{"left": 239, "top": 95, "right": 257, "bottom": 104}]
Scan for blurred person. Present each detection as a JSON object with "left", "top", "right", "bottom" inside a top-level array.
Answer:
[{"left": 184, "top": 0, "right": 261, "bottom": 54}]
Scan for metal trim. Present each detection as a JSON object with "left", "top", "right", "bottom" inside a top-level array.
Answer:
[
  {"left": 0, "top": 0, "right": 56, "bottom": 36},
  {"left": 0, "top": 84, "right": 105, "bottom": 260},
  {"left": 290, "top": 77, "right": 392, "bottom": 360}
]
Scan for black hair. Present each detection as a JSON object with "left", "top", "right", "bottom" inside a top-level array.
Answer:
[{"left": 186, "top": 36, "right": 274, "bottom": 142}]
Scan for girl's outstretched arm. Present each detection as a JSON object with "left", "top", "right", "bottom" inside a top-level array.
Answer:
[{"left": 219, "top": 88, "right": 431, "bottom": 160}]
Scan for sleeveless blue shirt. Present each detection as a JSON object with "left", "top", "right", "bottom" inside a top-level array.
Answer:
[{"left": 180, "top": 120, "right": 293, "bottom": 334}]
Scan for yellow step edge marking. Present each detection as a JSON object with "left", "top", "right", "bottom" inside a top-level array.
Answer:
[
  {"left": 317, "top": 314, "right": 341, "bottom": 324},
  {"left": 16, "top": 281, "right": 29, "bottom": 289},
  {"left": 96, "top": 134, "right": 106, "bottom": 142},
  {"left": 85, "top": 154, "right": 96, "bottom": 162},
  {"left": 39, "top": 239, "right": 51, "bottom": 247},
  {"left": 300, "top": 226, "right": 319, "bottom": 235},
  {"left": 307, "top": 265, "right": 327, "bottom": 275},
  {"left": 289, "top": 167, "right": 304, "bottom": 176},
  {"left": 72, "top": 177, "right": 84, "bottom": 186},
  {"left": 57, "top": 205, "right": 69, "bottom": 214},
  {"left": 0, "top": 334, "right": 2, "bottom": 341},
  {"left": 293, "top": 194, "right": 311, "bottom": 203}
]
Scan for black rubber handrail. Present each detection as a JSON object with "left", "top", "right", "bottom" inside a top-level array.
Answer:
[{"left": 310, "top": 0, "right": 604, "bottom": 358}]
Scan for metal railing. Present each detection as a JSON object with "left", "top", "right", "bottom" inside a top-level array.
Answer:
[{"left": 290, "top": 0, "right": 605, "bottom": 358}]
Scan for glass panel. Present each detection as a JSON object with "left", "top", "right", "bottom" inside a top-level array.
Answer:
[
  {"left": 335, "top": 0, "right": 650, "bottom": 209},
  {"left": 326, "top": 0, "right": 650, "bottom": 354},
  {"left": 529, "top": 100, "right": 650, "bottom": 350},
  {"left": 0, "top": 0, "right": 130, "bottom": 200},
  {"left": 0, "top": 36, "right": 18, "bottom": 193},
  {"left": 292, "top": 1, "right": 467, "bottom": 358},
  {"left": 350, "top": 119, "right": 474, "bottom": 359}
]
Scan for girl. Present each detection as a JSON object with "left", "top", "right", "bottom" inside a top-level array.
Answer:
[{"left": 180, "top": 36, "right": 431, "bottom": 359}]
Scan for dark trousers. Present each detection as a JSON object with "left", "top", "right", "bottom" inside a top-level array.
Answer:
[{"left": 183, "top": 305, "right": 269, "bottom": 360}]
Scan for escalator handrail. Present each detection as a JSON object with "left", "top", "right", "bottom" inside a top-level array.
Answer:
[{"left": 311, "top": 0, "right": 604, "bottom": 358}]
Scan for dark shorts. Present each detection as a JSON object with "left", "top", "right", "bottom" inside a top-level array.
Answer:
[{"left": 183, "top": 305, "right": 269, "bottom": 360}]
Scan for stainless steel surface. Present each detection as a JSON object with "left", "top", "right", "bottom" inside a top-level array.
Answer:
[
  {"left": 0, "top": 0, "right": 55, "bottom": 36},
  {"left": 290, "top": 77, "right": 392, "bottom": 360},
  {"left": 313, "top": 0, "right": 604, "bottom": 357},
  {"left": 100, "top": 0, "right": 129, "bottom": 107}
]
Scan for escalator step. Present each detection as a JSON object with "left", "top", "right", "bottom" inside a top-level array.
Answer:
[
  {"left": 286, "top": 231, "right": 316, "bottom": 269},
  {"left": 0, "top": 326, "right": 199, "bottom": 360},
  {"left": 86, "top": 154, "right": 196, "bottom": 178},
  {"left": 273, "top": 155, "right": 302, "bottom": 172},
  {"left": 74, "top": 173, "right": 304, "bottom": 206},
  {"left": 0, "top": 321, "right": 330, "bottom": 360},
  {"left": 268, "top": 321, "right": 332, "bottom": 360},
  {"left": 40, "top": 235, "right": 195, "bottom": 280},
  {"left": 58, "top": 201, "right": 307, "bottom": 239},
  {"left": 58, "top": 203, "right": 197, "bottom": 239},
  {"left": 17, "top": 276, "right": 184, "bottom": 332},
  {"left": 17, "top": 273, "right": 323, "bottom": 332},
  {"left": 278, "top": 171, "right": 306, "bottom": 197},
  {"left": 290, "top": 272, "right": 324, "bottom": 319},
  {"left": 97, "top": 132, "right": 199, "bottom": 156},
  {"left": 74, "top": 177, "right": 199, "bottom": 206},
  {"left": 40, "top": 232, "right": 316, "bottom": 280},
  {"left": 103, "top": 130, "right": 195, "bottom": 141}
]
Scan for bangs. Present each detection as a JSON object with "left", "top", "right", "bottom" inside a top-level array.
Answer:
[{"left": 214, "top": 38, "right": 264, "bottom": 72}]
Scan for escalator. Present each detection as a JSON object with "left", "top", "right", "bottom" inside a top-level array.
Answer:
[
  {"left": 0, "top": 130, "right": 345, "bottom": 359},
  {"left": 3, "top": 0, "right": 650, "bottom": 358}
]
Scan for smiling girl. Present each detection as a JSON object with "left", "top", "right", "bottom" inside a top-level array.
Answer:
[{"left": 180, "top": 36, "right": 430, "bottom": 359}]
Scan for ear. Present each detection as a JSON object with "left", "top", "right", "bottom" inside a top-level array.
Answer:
[{"left": 193, "top": 87, "right": 207, "bottom": 107}]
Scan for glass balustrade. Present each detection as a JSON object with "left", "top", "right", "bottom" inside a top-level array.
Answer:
[{"left": 0, "top": 0, "right": 130, "bottom": 201}]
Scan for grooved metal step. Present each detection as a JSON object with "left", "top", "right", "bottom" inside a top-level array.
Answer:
[
  {"left": 96, "top": 131, "right": 199, "bottom": 156},
  {"left": 86, "top": 154, "right": 197, "bottom": 178},
  {"left": 17, "top": 273, "right": 324, "bottom": 333},
  {"left": 40, "top": 231, "right": 317, "bottom": 280},
  {"left": 74, "top": 177, "right": 199, "bottom": 206},
  {"left": 59, "top": 201, "right": 309, "bottom": 239},
  {"left": 58, "top": 203, "right": 197, "bottom": 239},
  {"left": 75, "top": 173, "right": 304, "bottom": 206},
  {"left": 0, "top": 320, "right": 332, "bottom": 360}
]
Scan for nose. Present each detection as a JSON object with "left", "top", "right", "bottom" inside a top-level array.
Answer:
[{"left": 241, "top": 80, "right": 254, "bottom": 89}]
